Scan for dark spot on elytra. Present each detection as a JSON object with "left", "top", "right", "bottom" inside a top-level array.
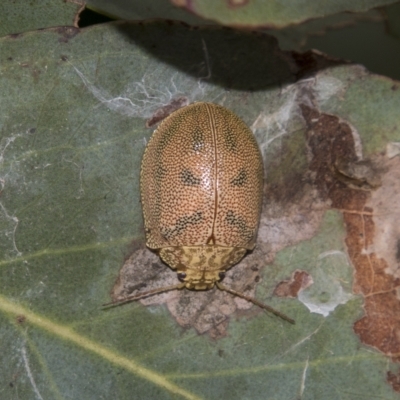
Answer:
[
  {"left": 225, "top": 210, "right": 254, "bottom": 241},
  {"left": 191, "top": 128, "right": 204, "bottom": 152},
  {"left": 161, "top": 211, "right": 203, "bottom": 239},
  {"left": 230, "top": 168, "right": 247, "bottom": 186},
  {"left": 180, "top": 169, "right": 201, "bottom": 186},
  {"left": 223, "top": 129, "right": 238, "bottom": 152},
  {"left": 155, "top": 164, "right": 167, "bottom": 180}
]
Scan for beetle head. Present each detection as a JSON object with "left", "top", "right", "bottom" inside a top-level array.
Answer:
[
  {"left": 176, "top": 269, "right": 226, "bottom": 290},
  {"left": 159, "top": 245, "right": 247, "bottom": 290}
]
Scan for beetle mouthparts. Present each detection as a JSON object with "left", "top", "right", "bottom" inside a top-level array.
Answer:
[{"left": 184, "top": 280, "right": 216, "bottom": 290}]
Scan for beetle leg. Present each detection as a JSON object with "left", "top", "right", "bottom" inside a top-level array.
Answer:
[
  {"left": 103, "top": 282, "right": 186, "bottom": 308},
  {"left": 215, "top": 282, "right": 295, "bottom": 324}
]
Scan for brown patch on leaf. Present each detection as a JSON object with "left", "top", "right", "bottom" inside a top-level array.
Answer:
[
  {"left": 145, "top": 97, "right": 189, "bottom": 127},
  {"left": 333, "top": 158, "right": 383, "bottom": 190},
  {"left": 55, "top": 27, "right": 80, "bottom": 43},
  {"left": 352, "top": 157, "right": 400, "bottom": 362},
  {"left": 292, "top": 50, "right": 346, "bottom": 81},
  {"left": 365, "top": 157, "right": 400, "bottom": 280},
  {"left": 274, "top": 270, "right": 313, "bottom": 298},
  {"left": 387, "top": 370, "right": 400, "bottom": 392},
  {"left": 301, "top": 104, "right": 400, "bottom": 366},
  {"left": 301, "top": 104, "right": 361, "bottom": 203},
  {"left": 111, "top": 246, "right": 264, "bottom": 337}
]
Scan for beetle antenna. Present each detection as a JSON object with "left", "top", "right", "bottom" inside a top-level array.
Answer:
[
  {"left": 103, "top": 282, "right": 186, "bottom": 308},
  {"left": 216, "top": 282, "right": 295, "bottom": 324}
]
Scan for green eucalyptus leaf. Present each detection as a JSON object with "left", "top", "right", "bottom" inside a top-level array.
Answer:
[
  {"left": 1, "top": 21, "right": 400, "bottom": 399},
  {"left": 168, "top": 0, "right": 398, "bottom": 28},
  {"left": 86, "top": 0, "right": 206, "bottom": 26},
  {"left": 0, "top": 0, "right": 83, "bottom": 37}
]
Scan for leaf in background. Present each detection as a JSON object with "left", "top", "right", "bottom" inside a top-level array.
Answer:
[
  {"left": 170, "top": 0, "right": 398, "bottom": 28},
  {"left": 279, "top": 4, "right": 400, "bottom": 81},
  {"left": 386, "top": 1, "right": 400, "bottom": 38},
  {"left": 0, "top": 0, "right": 83, "bottom": 37},
  {"left": 87, "top": 0, "right": 206, "bottom": 26},
  {"left": 1, "top": 20, "right": 400, "bottom": 399},
  {"left": 270, "top": 9, "right": 383, "bottom": 51},
  {"left": 85, "top": 0, "right": 400, "bottom": 81}
]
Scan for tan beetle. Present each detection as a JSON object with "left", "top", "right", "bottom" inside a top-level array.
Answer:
[{"left": 107, "top": 102, "right": 293, "bottom": 323}]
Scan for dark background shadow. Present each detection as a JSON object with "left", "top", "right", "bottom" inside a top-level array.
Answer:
[{"left": 113, "top": 20, "right": 345, "bottom": 92}]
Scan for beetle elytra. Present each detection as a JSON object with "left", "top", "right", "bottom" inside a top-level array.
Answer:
[{"left": 107, "top": 102, "right": 294, "bottom": 324}]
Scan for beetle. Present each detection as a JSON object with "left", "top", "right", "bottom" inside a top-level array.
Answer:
[{"left": 107, "top": 102, "right": 293, "bottom": 324}]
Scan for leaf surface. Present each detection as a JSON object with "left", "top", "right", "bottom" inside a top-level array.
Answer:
[
  {"left": 0, "top": 0, "right": 82, "bottom": 36},
  {"left": 1, "top": 21, "right": 400, "bottom": 399},
  {"left": 169, "top": 0, "right": 398, "bottom": 28}
]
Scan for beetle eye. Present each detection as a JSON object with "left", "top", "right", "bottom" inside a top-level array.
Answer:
[
  {"left": 177, "top": 272, "right": 187, "bottom": 282},
  {"left": 219, "top": 272, "right": 226, "bottom": 281}
]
